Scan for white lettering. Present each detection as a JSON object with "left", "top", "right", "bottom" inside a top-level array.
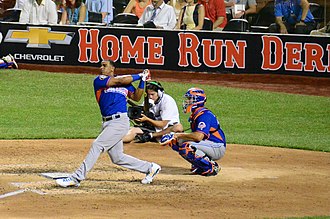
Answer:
[
  {"left": 104, "top": 87, "right": 128, "bottom": 96},
  {"left": 13, "top": 54, "right": 65, "bottom": 62}
]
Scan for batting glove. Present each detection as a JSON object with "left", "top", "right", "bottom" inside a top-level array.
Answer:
[{"left": 139, "top": 69, "right": 151, "bottom": 81}]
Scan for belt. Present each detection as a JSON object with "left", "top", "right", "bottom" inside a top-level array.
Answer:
[{"left": 102, "top": 114, "right": 121, "bottom": 122}]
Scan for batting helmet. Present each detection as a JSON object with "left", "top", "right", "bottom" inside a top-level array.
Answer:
[{"left": 183, "top": 87, "right": 207, "bottom": 113}]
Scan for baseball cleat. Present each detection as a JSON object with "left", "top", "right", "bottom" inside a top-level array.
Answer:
[
  {"left": 204, "top": 161, "right": 221, "bottom": 176},
  {"left": 190, "top": 161, "right": 221, "bottom": 176},
  {"left": 211, "top": 161, "right": 221, "bottom": 175},
  {"left": 141, "top": 162, "right": 161, "bottom": 184},
  {"left": 56, "top": 176, "right": 80, "bottom": 188}
]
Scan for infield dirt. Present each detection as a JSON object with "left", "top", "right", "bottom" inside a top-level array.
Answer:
[{"left": 0, "top": 139, "right": 329, "bottom": 218}]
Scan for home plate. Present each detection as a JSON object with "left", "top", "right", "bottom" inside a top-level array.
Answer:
[{"left": 40, "top": 172, "right": 71, "bottom": 179}]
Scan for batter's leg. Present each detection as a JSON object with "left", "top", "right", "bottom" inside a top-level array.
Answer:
[
  {"left": 107, "top": 139, "right": 150, "bottom": 173},
  {"left": 71, "top": 139, "right": 104, "bottom": 181},
  {"left": 72, "top": 116, "right": 130, "bottom": 181}
]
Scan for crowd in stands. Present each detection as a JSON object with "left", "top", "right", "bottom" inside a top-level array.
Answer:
[{"left": 0, "top": 0, "right": 328, "bottom": 35}]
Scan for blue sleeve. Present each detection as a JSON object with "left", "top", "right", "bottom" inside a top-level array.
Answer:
[
  {"left": 274, "top": 3, "right": 283, "bottom": 17},
  {"left": 126, "top": 84, "right": 136, "bottom": 94},
  {"left": 93, "top": 75, "right": 110, "bottom": 91},
  {"left": 101, "top": 0, "right": 112, "bottom": 13}
]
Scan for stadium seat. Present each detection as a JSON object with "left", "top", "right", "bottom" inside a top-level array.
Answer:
[
  {"left": 88, "top": 11, "right": 103, "bottom": 23},
  {"left": 223, "top": 18, "right": 249, "bottom": 32},
  {"left": 112, "top": 13, "right": 139, "bottom": 24},
  {"left": 203, "top": 17, "right": 213, "bottom": 31},
  {"left": 309, "top": 3, "right": 324, "bottom": 29},
  {"left": 113, "top": 0, "right": 128, "bottom": 14},
  {"left": 1, "top": 8, "right": 21, "bottom": 22},
  {"left": 226, "top": 11, "right": 233, "bottom": 22},
  {"left": 249, "top": 0, "right": 275, "bottom": 33},
  {"left": 57, "top": 10, "right": 62, "bottom": 24}
]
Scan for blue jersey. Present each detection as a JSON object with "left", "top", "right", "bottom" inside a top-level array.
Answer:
[
  {"left": 189, "top": 107, "right": 226, "bottom": 145},
  {"left": 275, "top": 0, "right": 314, "bottom": 24},
  {"left": 93, "top": 75, "right": 135, "bottom": 117}
]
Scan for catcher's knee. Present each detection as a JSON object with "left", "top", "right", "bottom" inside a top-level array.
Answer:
[
  {"left": 178, "top": 142, "right": 196, "bottom": 161},
  {"left": 177, "top": 143, "right": 220, "bottom": 176}
]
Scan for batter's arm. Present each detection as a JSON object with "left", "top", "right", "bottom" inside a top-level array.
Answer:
[
  {"left": 128, "top": 87, "right": 144, "bottom": 102},
  {"left": 106, "top": 74, "right": 141, "bottom": 87}
]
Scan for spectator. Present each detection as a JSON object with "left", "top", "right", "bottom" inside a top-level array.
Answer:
[
  {"left": 53, "top": 0, "right": 64, "bottom": 11},
  {"left": 175, "top": 0, "right": 205, "bottom": 30},
  {"left": 124, "top": 0, "right": 151, "bottom": 18},
  {"left": 14, "top": 0, "right": 25, "bottom": 9},
  {"left": 0, "top": 0, "right": 15, "bottom": 14},
  {"left": 123, "top": 81, "right": 184, "bottom": 143},
  {"left": 269, "top": 0, "right": 316, "bottom": 34},
  {"left": 60, "top": 0, "right": 87, "bottom": 25},
  {"left": 225, "top": 0, "right": 257, "bottom": 20},
  {"left": 225, "top": 0, "right": 235, "bottom": 19},
  {"left": 19, "top": 0, "right": 58, "bottom": 24},
  {"left": 85, "top": 0, "right": 113, "bottom": 24},
  {"left": 138, "top": 0, "right": 177, "bottom": 29},
  {"left": 168, "top": 0, "right": 186, "bottom": 20},
  {"left": 199, "top": 0, "right": 227, "bottom": 31}
]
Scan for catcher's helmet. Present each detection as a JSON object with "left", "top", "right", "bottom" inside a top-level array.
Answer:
[{"left": 183, "top": 87, "right": 207, "bottom": 113}]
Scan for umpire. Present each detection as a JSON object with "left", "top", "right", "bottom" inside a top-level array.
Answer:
[{"left": 123, "top": 81, "right": 183, "bottom": 143}]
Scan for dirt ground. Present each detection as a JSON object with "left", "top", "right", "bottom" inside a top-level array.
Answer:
[
  {"left": 0, "top": 66, "right": 329, "bottom": 218},
  {"left": 0, "top": 140, "right": 329, "bottom": 218}
]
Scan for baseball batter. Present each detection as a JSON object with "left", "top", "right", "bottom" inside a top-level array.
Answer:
[
  {"left": 0, "top": 54, "right": 18, "bottom": 69},
  {"left": 56, "top": 60, "right": 161, "bottom": 187},
  {"left": 161, "top": 87, "right": 226, "bottom": 176}
]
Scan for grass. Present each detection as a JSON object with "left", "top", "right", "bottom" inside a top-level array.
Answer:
[{"left": 0, "top": 70, "right": 329, "bottom": 152}]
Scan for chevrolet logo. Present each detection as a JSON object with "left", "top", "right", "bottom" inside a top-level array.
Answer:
[{"left": 4, "top": 27, "right": 74, "bottom": 49}]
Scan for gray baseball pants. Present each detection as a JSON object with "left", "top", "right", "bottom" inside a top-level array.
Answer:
[
  {"left": 190, "top": 140, "right": 226, "bottom": 161},
  {"left": 72, "top": 113, "right": 151, "bottom": 181}
]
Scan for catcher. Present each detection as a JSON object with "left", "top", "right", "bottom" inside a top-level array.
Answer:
[
  {"left": 160, "top": 87, "right": 226, "bottom": 176},
  {"left": 123, "top": 81, "right": 183, "bottom": 143}
]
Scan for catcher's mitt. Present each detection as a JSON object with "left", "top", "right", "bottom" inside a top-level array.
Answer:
[{"left": 135, "top": 132, "right": 152, "bottom": 143}]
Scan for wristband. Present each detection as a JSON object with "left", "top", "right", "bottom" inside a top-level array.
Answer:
[
  {"left": 131, "top": 74, "right": 141, "bottom": 82},
  {"left": 138, "top": 80, "right": 145, "bottom": 89}
]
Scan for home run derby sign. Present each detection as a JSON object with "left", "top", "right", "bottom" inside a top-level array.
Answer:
[{"left": 0, "top": 22, "right": 329, "bottom": 77}]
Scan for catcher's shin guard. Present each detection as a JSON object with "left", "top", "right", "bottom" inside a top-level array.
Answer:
[{"left": 179, "top": 142, "right": 219, "bottom": 176}]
